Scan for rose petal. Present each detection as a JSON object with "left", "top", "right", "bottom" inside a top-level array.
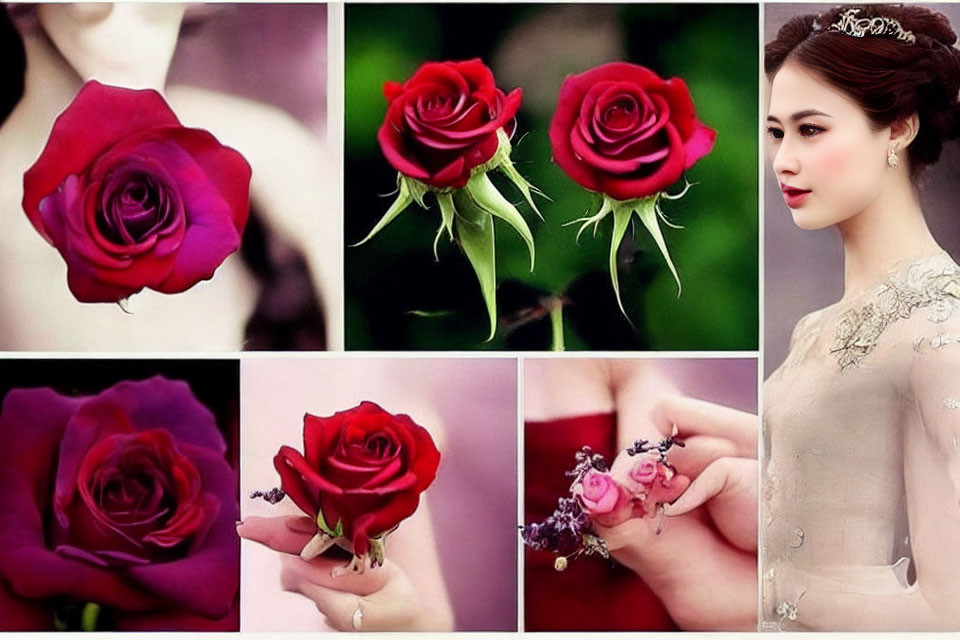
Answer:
[
  {"left": 0, "top": 389, "right": 163, "bottom": 612},
  {"left": 126, "top": 446, "right": 238, "bottom": 620},
  {"left": 597, "top": 122, "right": 686, "bottom": 201},
  {"left": 683, "top": 122, "right": 717, "bottom": 170},
  {"left": 349, "top": 491, "right": 422, "bottom": 555},
  {"left": 0, "top": 576, "right": 52, "bottom": 631},
  {"left": 22, "top": 81, "right": 180, "bottom": 242}
]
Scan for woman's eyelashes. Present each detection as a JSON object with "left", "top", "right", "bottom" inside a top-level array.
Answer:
[
  {"left": 798, "top": 123, "right": 826, "bottom": 137},
  {"left": 765, "top": 123, "right": 826, "bottom": 142}
]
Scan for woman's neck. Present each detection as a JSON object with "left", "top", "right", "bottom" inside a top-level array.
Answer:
[
  {"left": 837, "top": 176, "right": 941, "bottom": 300},
  {"left": 16, "top": 32, "right": 84, "bottom": 132}
]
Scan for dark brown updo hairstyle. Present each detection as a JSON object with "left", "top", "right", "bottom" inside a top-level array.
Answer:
[{"left": 765, "top": 4, "right": 960, "bottom": 174}]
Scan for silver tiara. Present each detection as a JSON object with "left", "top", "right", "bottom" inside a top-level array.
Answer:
[{"left": 827, "top": 8, "right": 916, "bottom": 43}]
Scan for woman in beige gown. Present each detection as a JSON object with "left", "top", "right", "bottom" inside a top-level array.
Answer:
[{"left": 763, "top": 4, "right": 960, "bottom": 630}]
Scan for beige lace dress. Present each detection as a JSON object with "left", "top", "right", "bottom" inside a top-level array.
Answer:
[{"left": 762, "top": 251, "right": 960, "bottom": 631}]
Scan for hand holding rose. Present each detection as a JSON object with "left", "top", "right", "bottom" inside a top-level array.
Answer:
[
  {"left": 237, "top": 515, "right": 453, "bottom": 631},
  {"left": 271, "top": 402, "right": 440, "bottom": 571},
  {"left": 592, "top": 395, "right": 757, "bottom": 630}
]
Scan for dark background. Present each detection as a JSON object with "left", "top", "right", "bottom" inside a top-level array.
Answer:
[
  {"left": 345, "top": 3, "right": 759, "bottom": 350},
  {"left": 0, "top": 359, "right": 240, "bottom": 468}
]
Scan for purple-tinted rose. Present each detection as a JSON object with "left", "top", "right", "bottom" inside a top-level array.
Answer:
[{"left": 0, "top": 376, "right": 238, "bottom": 630}]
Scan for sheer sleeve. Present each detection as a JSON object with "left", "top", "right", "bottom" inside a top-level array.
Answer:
[{"left": 772, "top": 314, "right": 960, "bottom": 631}]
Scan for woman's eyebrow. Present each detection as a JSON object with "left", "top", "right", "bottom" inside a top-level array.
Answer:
[{"left": 767, "top": 109, "right": 833, "bottom": 124}]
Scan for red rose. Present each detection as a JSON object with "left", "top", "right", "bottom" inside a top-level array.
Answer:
[
  {"left": 0, "top": 376, "right": 239, "bottom": 631},
  {"left": 22, "top": 81, "right": 251, "bottom": 303},
  {"left": 377, "top": 59, "right": 523, "bottom": 189},
  {"left": 274, "top": 401, "right": 441, "bottom": 557},
  {"left": 549, "top": 62, "right": 716, "bottom": 201}
]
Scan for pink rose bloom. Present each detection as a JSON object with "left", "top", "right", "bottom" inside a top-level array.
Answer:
[
  {"left": 574, "top": 470, "right": 634, "bottom": 527},
  {"left": 610, "top": 452, "right": 692, "bottom": 518},
  {"left": 629, "top": 456, "right": 660, "bottom": 485}
]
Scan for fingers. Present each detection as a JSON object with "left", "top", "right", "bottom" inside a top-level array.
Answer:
[
  {"left": 280, "top": 555, "right": 415, "bottom": 631},
  {"left": 664, "top": 457, "right": 758, "bottom": 552},
  {"left": 236, "top": 515, "right": 316, "bottom": 555},
  {"left": 650, "top": 395, "right": 757, "bottom": 457},
  {"left": 667, "top": 434, "right": 740, "bottom": 478}
]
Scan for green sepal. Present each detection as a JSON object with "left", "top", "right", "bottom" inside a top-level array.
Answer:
[
  {"left": 433, "top": 192, "right": 456, "bottom": 260},
  {"left": 634, "top": 195, "right": 681, "bottom": 296},
  {"left": 566, "top": 188, "right": 687, "bottom": 324},
  {"left": 352, "top": 177, "right": 414, "bottom": 247},
  {"left": 368, "top": 535, "right": 387, "bottom": 568},
  {"left": 316, "top": 509, "right": 343, "bottom": 538},
  {"left": 453, "top": 189, "right": 498, "bottom": 341},
  {"left": 609, "top": 204, "right": 634, "bottom": 322},
  {"left": 81, "top": 603, "right": 101, "bottom": 632},
  {"left": 491, "top": 128, "right": 546, "bottom": 219},
  {"left": 464, "top": 172, "right": 535, "bottom": 271}
]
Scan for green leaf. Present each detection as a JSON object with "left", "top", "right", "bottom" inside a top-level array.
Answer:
[
  {"left": 609, "top": 204, "right": 633, "bottom": 322},
  {"left": 454, "top": 190, "right": 497, "bottom": 341},
  {"left": 465, "top": 172, "right": 535, "bottom": 272},
  {"left": 352, "top": 177, "right": 414, "bottom": 247},
  {"left": 635, "top": 196, "right": 682, "bottom": 295}
]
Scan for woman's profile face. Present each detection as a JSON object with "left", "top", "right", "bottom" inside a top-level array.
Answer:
[{"left": 766, "top": 62, "right": 892, "bottom": 230}]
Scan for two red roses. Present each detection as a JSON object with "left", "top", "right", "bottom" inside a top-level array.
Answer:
[{"left": 378, "top": 59, "right": 715, "bottom": 201}]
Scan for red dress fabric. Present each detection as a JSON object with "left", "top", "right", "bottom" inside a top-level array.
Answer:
[{"left": 524, "top": 413, "right": 677, "bottom": 631}]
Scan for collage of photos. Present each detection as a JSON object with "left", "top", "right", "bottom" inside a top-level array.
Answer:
[{"left": 1, "top": 0, "right": 960, "bottom": 635}]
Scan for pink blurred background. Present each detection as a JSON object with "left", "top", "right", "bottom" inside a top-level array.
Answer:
[
  {"left": 659, "top": 358, "right": 757, "bottom": 413},
  {"left": 240, "top": 357, "right": 518, "bottom": 631},
  {"left": 169, "top": 3, "right": 326, "bottom": 137}
]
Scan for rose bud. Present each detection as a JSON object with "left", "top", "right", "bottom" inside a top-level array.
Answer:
[
  {"left": 357, "top": 59, "right": 543, "bottom": 340},
  {"left": 549, "top": 62, "right": 716, "bottom": 318},
  {"left": 573, "top": 470, "right": 634, "bottom": 528},
  {"left": 22, "top": 81, "right": 250, "bottom": 303},
  {"left": 630, "top": 456, "right": 660, "bottom": 486},
  {"left": 273, "top": 402, "right": 440, "bottom": 572},
  {"left": 0, "top": 376, "right": 239, "bottom": 630},
  {"left": 610, "top": 450, "right": 691, "bottom": 517}
]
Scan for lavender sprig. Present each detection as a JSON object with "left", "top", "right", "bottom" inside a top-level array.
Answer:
[
  {"left": 250, "top": 487, "right": 286, "bottom": 504},
  {"left": 626, "top": 435, "right": 684, "bottom": 476}
]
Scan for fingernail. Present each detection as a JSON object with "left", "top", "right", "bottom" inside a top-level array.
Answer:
[{"left": 235, "top": 520, "right": 244, "bottom": 527}]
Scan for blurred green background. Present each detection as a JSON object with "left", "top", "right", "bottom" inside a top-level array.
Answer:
[{"left": 345, "top": 4, "right": 758, "bottom": 350}]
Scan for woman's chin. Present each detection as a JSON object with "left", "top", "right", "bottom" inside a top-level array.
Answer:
[{"left": 789, "top": 208, "right": 833, "bottom": 231}]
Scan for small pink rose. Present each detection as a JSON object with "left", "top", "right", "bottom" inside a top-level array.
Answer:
[
  {"left": 629, "top": 456, "right": 659, "bottom": 485},
  {"left": 575, "top": 470, "right": 634, "bottom": 527}
]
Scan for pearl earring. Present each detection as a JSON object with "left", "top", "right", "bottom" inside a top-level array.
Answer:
[{"left": 887, "top": 146, "right": 899, "bottom": 169}]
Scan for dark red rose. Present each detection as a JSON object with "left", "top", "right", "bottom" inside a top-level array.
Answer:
[
  {"left": 0, "top": 377, "right": 239, "bottom": 631},
  {"left": 22, "top": 81, "right": 251, "bottom": 303},
  {"left": 274, "top": 401, "right": 441, "bottom": 556},
  {"left": 377, "top": 58, "right": 523, "bottom": 189},
  {"left": 549, "top": 62, "right": 716, "bottom": 201}
]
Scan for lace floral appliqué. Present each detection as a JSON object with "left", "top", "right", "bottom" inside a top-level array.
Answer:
[{"left": 832, "top": 262, "right": 960, "bottom": 370}]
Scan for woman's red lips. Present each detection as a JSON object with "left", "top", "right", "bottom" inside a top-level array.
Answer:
[{"left": 781, "top": 184, "right": 811, "bottom": 207}]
